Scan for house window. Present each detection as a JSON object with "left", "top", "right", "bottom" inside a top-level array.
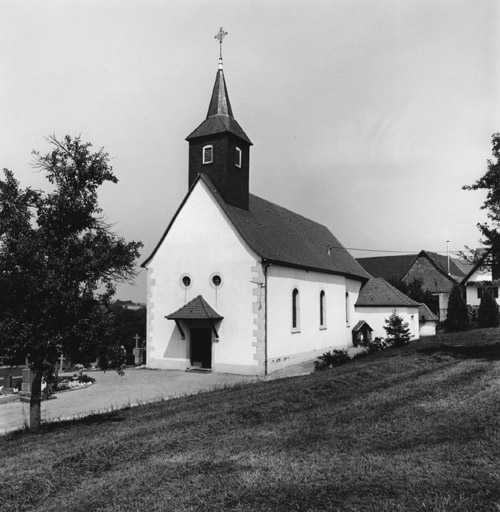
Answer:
[
  {"left": 202, "top": 145, "right": 213, "bottom": 164},
  {"left": 345, "top": 292, "right": 350, "bottom": 325},
  {"left": 477, "top": 286, "right": 499, "bottom": 299},
  {"left": 235, "top": 147, "right": 242, "bottom": 168},
  {"left": 320, "top": 291, "right": 326, "bottom": 328},
  {"left": 292, "top": 288, "right": 300, "bottom": 331}
]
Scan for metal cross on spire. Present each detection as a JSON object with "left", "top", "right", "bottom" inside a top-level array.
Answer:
[{"left": 214, "top": 27, "right": 228, "bottom": 67}]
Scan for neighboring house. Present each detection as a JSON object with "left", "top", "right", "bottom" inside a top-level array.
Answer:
[
  {"left": 461, "top": 249, "right": 500, "bottom": 307},
  {"left": 357, "top": 251, "right": 468, "bottom": 321},
  {"left": 141, "top": 55, "right": 419, "bottom": 376},
  {"left": 355, "top": 278, "right": 420, "bottom": 340},
  {"left": 418, "top": 303, "right": 439, "bottom": 337}
]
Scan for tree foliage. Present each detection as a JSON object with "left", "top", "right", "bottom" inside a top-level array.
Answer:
[
  {"left": 0, "top": 135, "right": 143, "bottom": 428},
  {"left": 445, "top": 283, "right": 470, "bottom": 332},
  {"left": 463, "top": 133, "right": 500, "bottom": 262},
  {"left": 477, "top": 290, "right": 500, "bottom": 328},
  {"left": 389, "top": 277, "right": 439, "bottom": 314},
  {"left": 110, "top": 301, "right": 146, "bottom": 363},
  {"left": 383, "top": 310, "right": 412, "bottom": 348}
]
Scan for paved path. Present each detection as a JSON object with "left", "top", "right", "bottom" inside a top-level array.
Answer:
[
  {"left": 0, "top": 359, "right": 319, "bottom": 435},
  {"left": 1, "top": 349, "right": 368, "bottom": 435}
]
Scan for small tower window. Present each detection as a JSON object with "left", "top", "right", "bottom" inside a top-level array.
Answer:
[
  {"left": 235, "top": 147, "right": 242, "bottom": 168},
  {"left": 203, "top": 145, "right": 213, "bottom": 164}
]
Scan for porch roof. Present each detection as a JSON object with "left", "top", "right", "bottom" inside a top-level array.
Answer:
[
  {"left": 352, "top": 320, "right": 374, "bottom": 332},
  {"left": 166, "top": 295, "right": 223, "bottom": 321}
]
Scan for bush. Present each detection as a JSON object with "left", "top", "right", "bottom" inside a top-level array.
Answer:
[
  {"left": 478, "top": 291, "right": 500, "bottom": 328},
  {"left": 314, "top": 349, "right": 351, "bottom": 371},
  {"left": 445, "top": 283, "right": 470, "bottom": 331},
  {"left": 360, "top": 336, "right": 393, "bottom": 353},
  {"left": 78, "top": 372, "right": 96, "bottom": 384}
]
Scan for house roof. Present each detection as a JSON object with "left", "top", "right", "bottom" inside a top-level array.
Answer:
[
  {"left": 185, "top": 68, "right": 252, "bottom": 145},
  {"left": 356, "top": 254, "right": 418, "bottom": 281},
  {"left": 142, "top": 174, "right": 371, "bottom": 282},
  {"left": 418, "top": 303, "right": 438, "bottom": 322},
  {"left": 166, "top": 295, "right": 223, "bottom": 320},
  {"left": 357, "top": 250, "right": 466, "bottom": 283},
  {"left": 460, "top": 248, "right": 493, "bottom": 284},
  {"left": 421, "top": 251, "right": 465, "bottom": 280},
  {"left": 355, "top": 278, "right": 421, "bottom": 308}
]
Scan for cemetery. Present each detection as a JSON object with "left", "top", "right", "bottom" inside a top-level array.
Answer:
[{"left": 0, "top": 333, "right": 146, "bottom": 406}]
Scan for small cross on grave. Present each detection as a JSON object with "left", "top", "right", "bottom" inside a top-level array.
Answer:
[{"left": 134, "top": 333, "right": 141, "bottom": 349}]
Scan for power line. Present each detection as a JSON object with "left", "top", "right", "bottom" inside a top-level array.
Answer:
[{"left": 327, "top": 246, "right": 464, "bottom": 256}]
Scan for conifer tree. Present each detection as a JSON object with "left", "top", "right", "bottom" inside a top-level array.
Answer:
[
  {"left": 383, "top": 310, "right": 412, "bottom": 347},
  {"left": 445, "top": 283, "right": 470, "bottom": 331},
  {"left": 477, "top": 289, "right": 500, "bottom": 328}
]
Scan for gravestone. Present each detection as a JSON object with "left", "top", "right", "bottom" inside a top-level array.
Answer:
[{"left": 2, "top": 375, "right": 14, "bottom": 394}]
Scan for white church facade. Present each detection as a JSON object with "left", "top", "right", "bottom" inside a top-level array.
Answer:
[{"left": 142, "top": 53, "right": 420, "bottom": 376}]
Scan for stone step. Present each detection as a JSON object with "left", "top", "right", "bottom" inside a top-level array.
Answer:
[{"left": 185, "top": 367, "right": 212, "bottom": 374}]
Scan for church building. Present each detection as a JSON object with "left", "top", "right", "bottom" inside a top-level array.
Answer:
[{"left": 142, "top": 42, "right": 419, "bottom": 376}]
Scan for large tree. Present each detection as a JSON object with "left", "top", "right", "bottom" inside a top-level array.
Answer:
[
  {"left": 0, "top": 135, "right": 142, "bottom": 429},
  {"left": 463, "top": 133, "right": 500, "bottom": 269}
]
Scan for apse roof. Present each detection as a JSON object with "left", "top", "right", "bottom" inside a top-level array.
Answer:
[{"left": 356, "top": 278, "right": 420, "bottom": 307}]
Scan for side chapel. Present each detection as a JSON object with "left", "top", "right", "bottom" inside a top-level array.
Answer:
[{"left": 142, "top": 33, "right": 420, "bottom": 375}]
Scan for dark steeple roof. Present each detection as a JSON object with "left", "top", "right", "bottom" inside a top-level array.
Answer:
[
  {"left": 186, "top": 67, "right": 252, "bottom": 145},
  {"left": 207, "top": 67, "right": 233, "bottom": 117}
]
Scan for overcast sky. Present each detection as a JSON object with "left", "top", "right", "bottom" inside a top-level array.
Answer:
[{"left": 1, "top": 0, "right": 499, "bottom": 302}]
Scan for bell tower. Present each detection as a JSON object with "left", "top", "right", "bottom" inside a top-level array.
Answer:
[{"left": 186, "top": 28, "right": 252, "bottom": 210}]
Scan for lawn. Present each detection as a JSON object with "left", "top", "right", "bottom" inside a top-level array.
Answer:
[{"left": 1, "top": 329, "right": 499, "bottom": 512}]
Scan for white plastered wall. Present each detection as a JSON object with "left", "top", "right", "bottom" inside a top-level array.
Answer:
[
  {"left": 144, "top": 180, "right": 262, "bottom": 375},
  {"left": 266, "top": 266, "right": 363, "bottom": 371},
  {"left": 353, "top": 306, "right": 420, "bottom": 340},
  {"left": 464, "top": 268, "right": 500, "bottom": 307}
]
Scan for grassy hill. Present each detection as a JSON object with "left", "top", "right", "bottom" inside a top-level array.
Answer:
[{"left": 1, "top": 329, "right": 500, "bottom": 512}]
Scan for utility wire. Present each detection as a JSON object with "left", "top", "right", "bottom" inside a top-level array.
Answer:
[{"left": 327, "top": 246, "right": 464, "bottom": 256}]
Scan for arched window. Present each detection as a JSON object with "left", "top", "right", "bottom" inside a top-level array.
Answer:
[
  {"left": 202, "top": 145, "right": 213, "bottom": 164},
  {"left": 292, "top": 288, "right": 300, "bottom": 330},
  {"left": 235, "top": 147, "right": 242, "bottom": 168},
  {"left": 320, "top": 291, "right": 326, "bottom": 328},
  {"left": 345, "top": 292, "right": 350, "bottom": 325}
]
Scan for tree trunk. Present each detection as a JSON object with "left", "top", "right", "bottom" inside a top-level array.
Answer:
[{"left": 29, "top": 365, "right": 43, "bottom": 429}]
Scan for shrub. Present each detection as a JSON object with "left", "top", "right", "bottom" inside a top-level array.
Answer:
[
  {"left": 445, "top": 283, "right": 470, "bottom": 331},
  {"left": 78, "top": 372, "right": 96, "bottom": 384},
  {"left": 361, "top": 336, "right": 393, "bottom": 353},
  {"left": 478, "top": 290, "right": 500, "bottom": 328},
  {"left": 314, "top": 349, "right": 351, "bottom": 371},
  {"left": 384, "top": 310, "right": 412, "bottom": 347}
]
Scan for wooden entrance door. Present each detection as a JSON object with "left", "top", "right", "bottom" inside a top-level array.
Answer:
[{"left": 190, "top": 328, "right": 212, "bottom": 369}]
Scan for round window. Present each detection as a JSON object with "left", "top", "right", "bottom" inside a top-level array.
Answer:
[
  {"left": 210, "top": 273, "right": 223, "bottom": 288},
  {"left": 180, "top": 274, "right": 192, "bottom": 289}
]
